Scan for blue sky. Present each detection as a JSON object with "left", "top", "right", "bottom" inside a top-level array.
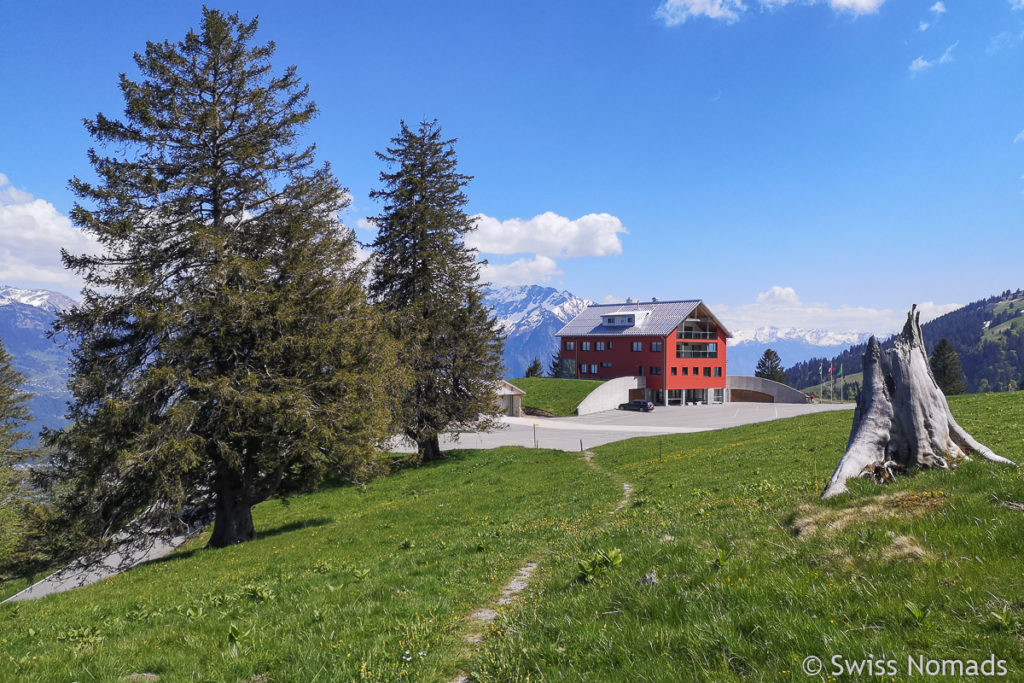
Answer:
[{"left": 2, "top": 0, "right": 1022, "bottom": 337}]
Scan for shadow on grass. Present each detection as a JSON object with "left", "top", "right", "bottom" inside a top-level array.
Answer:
[{"left": 148, "top": 517, "right": 334, "bottom": 567}]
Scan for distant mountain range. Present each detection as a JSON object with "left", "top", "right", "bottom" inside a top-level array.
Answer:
[
  {"left": 784, "top": 289, "right": 1024, "bottom": 392},
  {"left": 483, "top": 285, "right": 590, "bottom": 379},
  {"left": 0, "top": 287, "right": 76, "bottom": 444},
  {"left": 726, "top": 328, "right": 873, "bottom": 377}
]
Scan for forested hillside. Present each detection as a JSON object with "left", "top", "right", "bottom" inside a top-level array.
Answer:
[{"left": 786, "top": 289, "right": 1024, "bottom": 393}]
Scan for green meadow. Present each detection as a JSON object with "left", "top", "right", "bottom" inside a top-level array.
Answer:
[
  {"left": 507, "top": 377, "right": 602, "bottom": 416},
  {"left": 2, "top": 392, "right": 1023, "bottom": 681}
]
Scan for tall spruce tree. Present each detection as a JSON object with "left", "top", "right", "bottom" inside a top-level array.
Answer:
[
  {"left": 0, "top": 337, "right": 34, "bottom": 576},
  {"left": 754, "top": 348, "right": 787, "bottom": 384},
  {"left": 547, "top": 352, "right": 562, "bottom": 378},
  {"left": 930, "top": 338, "right": 966, "bottom": 395},
  {"left": 0, "top": 337, "right": 32, "bottom": 467},
  {"left": 43, "top": 9, "right": 400, "bottom": 553},
  {"left": 525, "top": 357, "right": 543, "bottom": 378},
  {"left": 369, "top": 119, "right": 504, "bottom": 463}
]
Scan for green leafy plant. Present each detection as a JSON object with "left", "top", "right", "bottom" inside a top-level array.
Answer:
[{"left": 576, "top": 548, "right": 623, "bottom": 584}]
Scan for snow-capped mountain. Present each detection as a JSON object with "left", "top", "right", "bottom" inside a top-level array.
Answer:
[
  {"left": 0, "top": 286, "right": 77, "bottom": 314},
  {"left": 725, "top": 326, "right": 872, "bottom": 376},
  {"left": 729, "top": 326, "right": 869, "bottom": 348},
  {"left": 0, "top": 286, "right": 77, "bottom": 444},
  {"left": 483, "top": 285, "right": 591, "bottom": 378}
]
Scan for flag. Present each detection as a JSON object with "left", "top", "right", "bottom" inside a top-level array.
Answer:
[
  {"left": 829, "top": 363, "right": 833, "bottom": 375},
  {"left": 839, "top": 363, "right": 843, "bottom": 377},
  {"left": 818, "top": 363, "right": 822, "bottom": 375}
]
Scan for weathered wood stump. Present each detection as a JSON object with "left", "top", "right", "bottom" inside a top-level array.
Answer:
[{"left": 821, "top": 305, "right": 1016, "bottom": 499}]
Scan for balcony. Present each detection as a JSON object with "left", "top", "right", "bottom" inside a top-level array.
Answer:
[
  {"left": 676, "top": 350, "right": 718, "bottom": 359},
  {"left": 676, "top": 321, "right": 717, "bottom": 340},
  {"left": 676, "top": 341, "right": 717, "bottom": 359},
  {"left": 677, "top": 330, "right": 716, "bottom": 340}
]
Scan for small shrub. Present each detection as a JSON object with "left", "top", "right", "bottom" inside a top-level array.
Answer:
[{"left": 575, "top": 548, "right": 622, "bottom": 584}]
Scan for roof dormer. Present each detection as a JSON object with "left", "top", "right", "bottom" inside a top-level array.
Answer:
[{"left": 601, "top": 309, "right": 649, "bottom": 327}]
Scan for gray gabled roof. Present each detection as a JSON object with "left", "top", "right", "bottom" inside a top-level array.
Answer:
[{"left": 554, "top": 299, "right": 732, "bottom": 338}]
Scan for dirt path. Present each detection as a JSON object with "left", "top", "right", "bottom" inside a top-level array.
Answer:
[{"left": 449, "top": 450, "right": 632, "bottom": 682}]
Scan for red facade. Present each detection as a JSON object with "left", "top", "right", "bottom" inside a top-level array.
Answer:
[{"left": 556, "top": 300, "right": 730, "bottom": 404}]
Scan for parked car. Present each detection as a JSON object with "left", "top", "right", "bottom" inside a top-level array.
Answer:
[{"left": 618, "top": 399, "right": 654, "bottom": 412}]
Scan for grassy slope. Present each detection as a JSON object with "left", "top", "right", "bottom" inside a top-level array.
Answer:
[
  {"left": 984, "top": 297, "right": 1024, "bottom": 342},
  {"left": 471, "top": 392, "right": 1024, "bottom": 680},
  {"left": 0, "top": 448, "right": 622, "bottom": 681},
  {"left": 2, "top": 393, "right": 1022, "bottom": 681},
  {"left": 507, "top": 377, "right": 602, "bottom": 416}
]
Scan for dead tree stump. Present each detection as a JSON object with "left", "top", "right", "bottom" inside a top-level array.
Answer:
[{"left": 821, "top": 305, "right": 1016, "bottom": 499}]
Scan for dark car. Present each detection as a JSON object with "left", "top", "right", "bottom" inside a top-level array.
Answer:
[{"left": 618, "top": 399, "right": 654, "bottom": 412}]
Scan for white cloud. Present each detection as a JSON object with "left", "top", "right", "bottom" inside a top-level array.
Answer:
[
  {"left": 828, "top": 0, "right": 884, "bottom": 13},
  {"left": 909, "top": 41, "right": 957, "bottom": 73},
  {"left": 656, "top": 0, "right": 745, "bottom": 25},
  {"left": 655, "top": 0, "right": 883, "bottom": 25},
  {"left": 919, "top": 21, "right": 930, "bottom": 31},
  {"left": 0, "top": 174, "right": 99, "bottom": 294},
  {"left": 756, "top": 285, "right": 802, "bottom": 306},
  {"left": 939, "top": 40, "right": 958, "bottom": 63},
  {"left": 987, "top": 31, "right": 1024, "bottom": 54},
  {"left": 468, "top": 211, "right": 627, "bottom": 258},
  {"left": 479, "top": 255, "right": 562, "bottom": 288},
  {"left": 930, "top": 1, "right": 946, "bottom": 13},
  {"left": 354, "top": 217, "right": 377, "bottom": 233},
  {"left": 1013, "top": 129, "right": 1024, "bottom": 144},
  {"left": 716, "top": 286, "right": 961, "bottom": 340},
  {"left": 1012, "top": 0, "right": 1024, "bottom": 10},
  {"left": 910, "top": 56, "right": 933, "bottom": 72}
]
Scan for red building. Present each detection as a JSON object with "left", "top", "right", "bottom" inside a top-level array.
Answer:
[{"left": 554, "top": 298, "right": 732, "bottom": 405}]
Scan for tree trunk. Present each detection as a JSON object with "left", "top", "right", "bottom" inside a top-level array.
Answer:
[
  {"left": 418, "top": 434, "right": 443, "bottom": 463},
  {"left": 207, "top": 486, "right": 256, "bottom": 548},
  {"left": 821, "top": 305, "right": 1016, "bottom": 499}
]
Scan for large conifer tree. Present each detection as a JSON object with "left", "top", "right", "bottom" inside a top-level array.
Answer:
[
  {"left": 930, "top": 338, "right": 966, "bottom": 395},
  {"left": 369, "top": 120, "right": 504, "bottom": 462},
  {"left": 754, "top": 348, "right": 787, "bottom": 384},
  {"left": 43, "top": 9, "right": 399, "bottom": 552},
  {"left": 0, "top": 338, "right": 31, "bottom": 465},
  {"left": 0, "top": 337, "right": 35, "bottom": 576}
]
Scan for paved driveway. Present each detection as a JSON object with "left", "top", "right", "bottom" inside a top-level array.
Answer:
[{"left": 390, "top": 402, "right": 854, "bottom": 453}]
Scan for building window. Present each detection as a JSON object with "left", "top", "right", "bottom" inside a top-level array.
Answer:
[
  {"left": 565, "top": 341, "right": 575, "bottom": 351},
  {"left": 714, "top": 367, "right": 722, "bottom": 377},
  {"left": 601, "top": 361, "right": 613, "bottom": 368},
  {"left": 628, "top": 317, "right": 634, "bottom": 323},
  {"left": 714, "top": 388, "right": 724, "bottom": 403},
  {"left": 671, "top": 367, "right": 677, "bottom": 376},
  {"left": 680, "top": 367, "right": 688, "bottom": 376},
  {"left": 676, "top": 342, "right": 717, "bottom": 359},
  {"left": 632, "top": 342, "right": 642, "bottom": 352},
  {"left": 596, "top": 341, "right": 605, "bottom": 351},
  {"left": 650, "top": 366, "right": 662, "bottom": 375},
  {"left": 581, "top": 341, "right": 591, "bottom": 351},
  {"left": 703, "top": 367, "right": 711, "bottom": 377},
  {"left": 580, "top": 364, "right": 587, "bottom": 374},
  {"left": 693, "top": 367, "right": 698, "bottom": 374},
  {"left": 651, "top": 341, "right": 663, "bottom": 352}
]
